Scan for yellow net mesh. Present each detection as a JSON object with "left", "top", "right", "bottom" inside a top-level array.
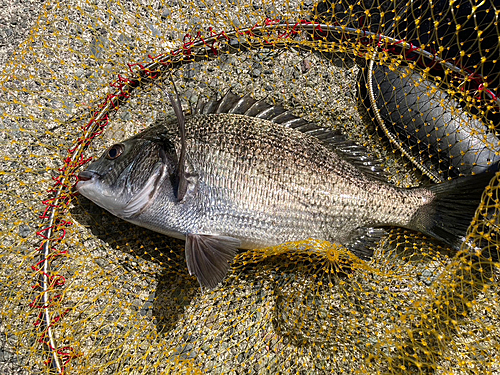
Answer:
[{"left": 1, "top": 0, "right": 499, "bottom": 373}]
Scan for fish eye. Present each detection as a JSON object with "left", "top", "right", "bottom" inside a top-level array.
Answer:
[{"left": 105, "top": 144, "right": 124, "bottom": 160}]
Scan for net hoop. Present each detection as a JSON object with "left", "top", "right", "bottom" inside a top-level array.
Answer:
[{"left": 31, "top": 19, "right": 498, "bottom": 372}]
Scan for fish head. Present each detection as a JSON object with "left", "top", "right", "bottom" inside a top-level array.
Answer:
[{"left": 76, "top": 125, "right": 178, "bottom": 219}]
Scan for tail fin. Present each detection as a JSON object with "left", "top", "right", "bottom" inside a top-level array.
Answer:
[{"left": 409, "top": 173, "right": 495, "bottom": 250}]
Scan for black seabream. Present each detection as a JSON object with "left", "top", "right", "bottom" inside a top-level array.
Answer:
[{"left": 76, "top": 91, "right": 492, "bottom": 289}]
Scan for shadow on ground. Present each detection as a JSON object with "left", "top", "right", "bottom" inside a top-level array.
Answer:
[{"left": 70, "top": 195, "right": 200, "bottom": 335}]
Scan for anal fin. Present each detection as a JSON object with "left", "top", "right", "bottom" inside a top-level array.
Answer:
[
  {"left": 185, "top": 234, "right": 241, "bottom": 289},
  {"left": 345, "top": 227, "right": 388, "bottom": 260}
]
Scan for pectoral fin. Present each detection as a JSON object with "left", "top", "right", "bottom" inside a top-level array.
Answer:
[
  {"left": 165, "top": 81, "right": 189, "bottom": 202},
  {"left": 185, "top": 234, "right": 241, "bottom": 289}
]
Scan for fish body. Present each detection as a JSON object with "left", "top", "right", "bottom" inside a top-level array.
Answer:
[
  {"left": 77, "top": 93, "right": 491, "bottom": 288},
  {"left": 123, "top": 114, "right": 430, "bottom": 248}
]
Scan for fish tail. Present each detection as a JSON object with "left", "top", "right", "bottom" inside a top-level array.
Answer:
[{"left": 409, "top": 172, "right": 495, "bottom": 251}]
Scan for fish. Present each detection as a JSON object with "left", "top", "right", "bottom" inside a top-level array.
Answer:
[{"left": 76, "top": 91, "right": 493, "bottom": 289}]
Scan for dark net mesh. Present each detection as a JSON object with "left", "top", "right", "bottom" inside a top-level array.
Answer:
[{"left": 1, "top": 0, "right": 499, "bottom": 373}]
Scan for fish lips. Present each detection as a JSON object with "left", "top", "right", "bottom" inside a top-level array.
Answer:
[
  {"left": 77, "top": 170, "right": 96, "bottom": 182},
  {"left": 75, "top": 169, "right": 131, "bottom": 217},
  {"left": 76, "top": 170, "right": 109, "bottom": 204},
  {"left": 75, "top": 169, "right": 114, "bottom": 203},
  {"left": 76, "top": 170, "right": 99, "bottom": 191}
]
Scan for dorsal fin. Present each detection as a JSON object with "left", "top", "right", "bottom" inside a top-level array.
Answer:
[{"left": 192, "top": 91, "right": 386, "bottom": 179}]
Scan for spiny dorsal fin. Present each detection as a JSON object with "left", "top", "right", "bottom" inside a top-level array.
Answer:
[{"left": 192, "top": 91, "right": 386, "bottom": 179}]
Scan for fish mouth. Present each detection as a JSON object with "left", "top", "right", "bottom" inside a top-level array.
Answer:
[
  {"left": 76, "top": 170, "right": 99, "bottom": 191},
  {"left": 78, "top": 170, "right": 96, "bottom": 182}
]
